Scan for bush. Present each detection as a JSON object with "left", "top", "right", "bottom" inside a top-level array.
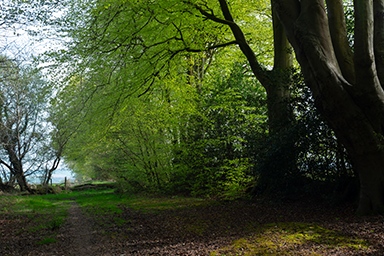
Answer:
[{"left": 252, "top": 76, "right": 354, "bottom": 201}]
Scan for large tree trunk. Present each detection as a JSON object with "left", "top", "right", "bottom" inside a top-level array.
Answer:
[
  {"left": 266, "top": 5, "right": 294, "bottom": 133},
  {"left": 7, "top": 147, "right": 30, "bottom": 192},
  {"left": 14, "top": 171, "right": 30, "bottom": 192},
  {"left": 217, "top": 0, "right": 294, "bottom": 134},
  {"left": 273, "top": 0, "right": 384, "bottom": 214},
  {"left": 352, "top": 151, "right": 384, "bottom": 214}
]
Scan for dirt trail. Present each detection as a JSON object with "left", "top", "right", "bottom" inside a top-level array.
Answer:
[{"left": 64, "top": 201, "right": 94, "bottom": 255}]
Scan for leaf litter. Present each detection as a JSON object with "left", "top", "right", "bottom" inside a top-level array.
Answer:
[{"left": 1, "top": 193, "right": 384, "bottom": 255}]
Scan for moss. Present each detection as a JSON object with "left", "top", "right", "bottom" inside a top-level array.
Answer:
[{"left": 211, "top": 222, "right": 370, "bottom": 255}]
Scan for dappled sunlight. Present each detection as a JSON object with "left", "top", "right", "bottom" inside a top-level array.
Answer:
[{"left": 211, "top": 222, "right": 370, "bottom": 255}]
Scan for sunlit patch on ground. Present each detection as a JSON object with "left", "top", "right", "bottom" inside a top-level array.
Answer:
[{"left": 211, "top": 222, "right": 370, "bottom": 255}]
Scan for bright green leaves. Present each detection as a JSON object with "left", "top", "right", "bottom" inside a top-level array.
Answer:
[
  {"left": 172, "top": 63, "right": 267, "bottom": 196},
  {"left": 48, "top": 0, "right": 274, "bottom": 196},
  {"left": 52, "top": 0, "right": 274, "bottom": 99}
]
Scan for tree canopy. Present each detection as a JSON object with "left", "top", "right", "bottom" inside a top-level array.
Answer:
[{"left": 3, "top": 0, "right": 384, "bottom": 215}]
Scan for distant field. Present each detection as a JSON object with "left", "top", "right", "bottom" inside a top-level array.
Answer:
[{"left": 27, "top": 169, "right": 76, "bottom": 184}]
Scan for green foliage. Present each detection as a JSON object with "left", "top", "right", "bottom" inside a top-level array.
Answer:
[
  {"left": 47, "top": 0, "right": 273, "bottom": 95},
  {"left": 56, "top": 74, "right": 196, "bottom": 192},
  {"left": 46, "top": 0, "right": 357, "bottom": 202},
  {"left": 44, "top": 0, "right": 275, "bottom": 198},
  {"left": 171, "top": 63, "right": 267, "bottom": 196},
  {"left": 253, "top": 72, "right": 353, "bottom": 199},
  {"left": 344, "top": 1, "right": 355, "bottom": 49}
]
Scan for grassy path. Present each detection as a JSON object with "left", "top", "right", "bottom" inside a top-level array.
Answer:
[{"left": 1, "top": 184, "right": 384, "bottom": 255}]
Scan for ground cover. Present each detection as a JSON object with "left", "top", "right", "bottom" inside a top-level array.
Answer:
[{"left": 0, "top": 184, "right": 383, "bottom": 255}]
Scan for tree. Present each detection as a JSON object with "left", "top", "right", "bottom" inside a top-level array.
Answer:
[
  {"left": 49, "top": 0, "right": 384, "bottom": 214},
  {"left": 47, "top": 0, "right": 301, "bottom": 196},
  {"left": 0, "top": 55, "right": 54, "bottom": 191},
  {"left": 253, "top": 71, "right": 354, "bottom": 199},
  {"left": 173, "top": 62, "right": 268, "bottom": 196},
  {"left": 50, "top": 0, "right": 293, "bottom": 134},
  {"left": 49, "top": 71, "right": 185, "bottom": 191},
  {"left": 272, "top": 0, "right": 384, "bottom": 214}
]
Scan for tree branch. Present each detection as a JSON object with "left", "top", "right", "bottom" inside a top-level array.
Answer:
[
  {"left": 326, "top": 0, "right": 355, "bottom": 84},
  {"left": 354, "top": 0, "right": 377, "bottom": 88},
  {"left": 217, "top": 0, "right": 270, "bottom": 86},
  {"left": 0, "top": 159, "right": 13, "bottom": 173},
  {"left": 183, "top": 40, "right": 238, "bottom": 52},
  {"left": 183, "top": 1, "right": 234, "bottom": 26},
  {"left": 374, "top": 0, "right": 384, "bottom": 88}
]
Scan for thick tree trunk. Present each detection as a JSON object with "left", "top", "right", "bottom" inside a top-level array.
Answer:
[
  {"left": 266, "top": 84, "right": 292, "bottom": 134},
  {"left": 311, "top": 71, "right": 384, "bottom": 214},
  {"left": 217, "top": 0, "right": 294, "bottom": 134},
  {"left": 352, "top": 151, "right": 384, "bottom": 215},
  {"left": 7, "top": 147, "right": 30, "bottom": 192},
  {"left": 273, "top": 0, "right": 384, "bottom": 214},
  {"left": 266, "top": 5, "right": 294, "bottom": 133},
  {"left": 14, "top": 171, "right": 30, "bottom": 192}
]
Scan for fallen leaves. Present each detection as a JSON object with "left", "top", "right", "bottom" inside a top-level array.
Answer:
[{"left": 1, "top": 193, "right": 384, "bottom": 255}]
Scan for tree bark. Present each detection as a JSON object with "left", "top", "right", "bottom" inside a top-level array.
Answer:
[
  {"left": 14, "top": 171, "right": 29, "bottom": 192},
  {"left": 374, "top": 0, "right": 384, "bottom": 87},
  {"left": 273, "top": 0, "right": 384, "bottom": 214},
  {"left": 352, "top": 151, "right": 384, "bottom": 214},
  {"left": 203, "top": 0, "right": 294, "bottom": 134},
  {"left": 6, "top": 147, "right": 30, "bottom": 192},
  {"left": 267, "top": 4, "right": 294, "bottom": 133}
]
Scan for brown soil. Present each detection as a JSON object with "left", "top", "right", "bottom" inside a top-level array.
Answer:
[
  {"left": 63, "top": 202, "right": 94, "bottom": 255},
  {"left": 1, "top": 197, "right": 384, "bottom": 255}
]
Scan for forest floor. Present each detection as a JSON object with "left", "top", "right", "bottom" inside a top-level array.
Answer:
[{"left": 1, "top": 184, "right": 384, "bottom": 255}]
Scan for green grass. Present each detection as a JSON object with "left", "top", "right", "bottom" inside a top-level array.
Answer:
[
  {"left": 0, "top": 186, "right": 373, "bottom": 254},
  {"left": 74, "top": 188, "right": 125, "bottom": 214},
  {"left": 68, "top": 187, "right": 215, "bottom": 215},
  {"left": 35, "top": 237, "right": 57, "bottom": 245},
  {"left": 0, "top": 193, "right": 71, "bottom": 240},
  {"left": 88, "top": 181, "right": 115, "bottom": 185},
  {"left": 0, "top": 194, "right": 70, "bottom": 218}
]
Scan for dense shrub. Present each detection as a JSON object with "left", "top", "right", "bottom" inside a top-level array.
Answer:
[{"left": 252, "top": 73, "right": 355, "bottom": 201}]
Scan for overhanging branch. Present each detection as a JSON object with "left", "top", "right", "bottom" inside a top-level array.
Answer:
[{"left": 183, "top": 40, "right": 238, "bottom": 52}]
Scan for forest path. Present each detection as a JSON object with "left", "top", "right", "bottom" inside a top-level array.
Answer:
[
  {"left": 64, "top": 201, "right": 94, "bottom": 255},
  {"left": 2, "top": 187, "right": 384, "bottom": 255}
]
